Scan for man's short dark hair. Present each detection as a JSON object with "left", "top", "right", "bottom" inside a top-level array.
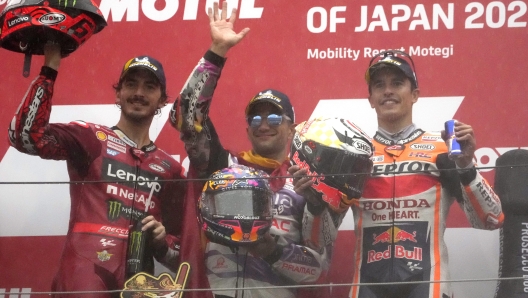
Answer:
[{"left": 367, "top": 63, "right": 418, "bottom": 94}]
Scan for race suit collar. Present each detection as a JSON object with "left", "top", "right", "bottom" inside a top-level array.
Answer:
[
  {"left": 377, "top": 123, "right": 418, "bottom": 142},
  {"left": 111, "top": 126, "right": 157, "bottom": 152},
  {"left": 374, "top": 125, "right": 424, "bottom": 146}
]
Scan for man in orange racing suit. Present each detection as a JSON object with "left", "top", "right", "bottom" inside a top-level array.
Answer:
[
  {"left": 8, "top": 44, "right": 185, "bottom": 296},
  {"left": 292, "top": 50, "right": 504, "bottom": 298}
]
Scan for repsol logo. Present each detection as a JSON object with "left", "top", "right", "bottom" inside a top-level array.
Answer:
[
  {"left": 422, "top": 135, "right": 441, "bottom": 141},
  {"left": 372, "top": 161, "right": 434, "bottom": 176},
  {"left": 476, "top": 182, "right": 501, "bottom": 215},
  {"left": 7, "top": 15, "right": 29, "bottom": 28},
  {"left": 38, "top": 13, "right": 66, "bottom": 25},
  {"left": 410, "top": 143, "right": 435, "bottom": 151},
  {"left": 21, "top": 86, "right": 45, "bottom": 154}
]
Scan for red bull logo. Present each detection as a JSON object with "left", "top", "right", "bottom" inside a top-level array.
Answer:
[
  {"left": 395, "top": 230, "right": 417, "bottom": 243},
  {"left": 291, "top": 151, "right": 342, "bottom": 209},
  {"left": 291, "top": 151, "right": 321, "bottom": 183},
  {"left": 311, "top": 180, "right": 341, "bottom": 209},
  {"left": 372, "top": 227, "right": 417, "bottom": 245},
  {"left": 372, "top": 230, "right": 392, "bottom": 245},
  {"left": 367, "top": 245, "right": 423, "bottom": 263}
]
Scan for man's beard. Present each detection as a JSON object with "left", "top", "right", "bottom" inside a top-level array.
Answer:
[
  {"left": 122, "top": 108, "right": 156, "bottom": 123},
  {"left": 121, "top": 96, "right": 158, "bottom": 123}
]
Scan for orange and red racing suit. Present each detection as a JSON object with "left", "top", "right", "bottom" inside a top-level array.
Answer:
[{"left": 349, "top": 128, "right": 504, "bottom": 298}]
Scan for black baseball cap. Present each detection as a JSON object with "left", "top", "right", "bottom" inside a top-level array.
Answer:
[
  {"left": 245, "top": 89, "right": 295, "bottom": 123},
  {"left": 120, "top": 56, "right": 166, "bottom": 92},
  {"left": 365, "top": 52, "right": 418, "bottom": 88}
]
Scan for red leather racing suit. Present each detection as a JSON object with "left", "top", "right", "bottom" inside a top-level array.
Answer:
[
  {"left": 8, "top": 66, "right": 185, "bottom": 296},
  {"left": 170, "top": 51, "right": 339, "bottom": 298},
  {"left": 349, "top": 128, "right": 504, "bottom": 298}
]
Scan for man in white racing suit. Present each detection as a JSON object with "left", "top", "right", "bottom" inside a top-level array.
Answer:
[{"left": 169, "top": 3, "right": 339, "bottom": 298}]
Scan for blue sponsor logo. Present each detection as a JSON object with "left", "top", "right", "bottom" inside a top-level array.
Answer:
[{"left": 107, "top": 148, "right": 119, "bottom": 156}]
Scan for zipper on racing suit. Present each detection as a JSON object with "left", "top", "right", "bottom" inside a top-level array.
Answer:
[{"left": 125, "top": 146, "right": 155, "bottom": 278}]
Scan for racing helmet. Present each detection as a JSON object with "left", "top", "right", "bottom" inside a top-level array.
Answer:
[
  {"left": 198, "top": 164, "right": 274, "bottom": 247},
  {"left": 0, "top": 0, "right": 107, "bottom": 56},
  {"left": 290, "top": 117, "right": 374, "bottom": 212}
]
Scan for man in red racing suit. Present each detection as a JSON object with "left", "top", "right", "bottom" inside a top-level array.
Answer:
[{"left": 7, "top": 44, "right": 186, "bottom": 297}]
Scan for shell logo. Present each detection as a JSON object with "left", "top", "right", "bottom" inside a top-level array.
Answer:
[{"left": 96, "top": 131, "right": 107, "bottom": 141}]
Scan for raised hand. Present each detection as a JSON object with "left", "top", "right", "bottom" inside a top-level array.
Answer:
[
  {"left": 288, "top": 164, "right": 321, "bottom": 207},
  {"left": 441, "top": 120, "right": 477, "bottom": 168},
  {"left": 452, "top": 121, "right": 477, "bottom": 168},
  {"left": 208, "top": 1, "right": 250, "bottom": 57}
]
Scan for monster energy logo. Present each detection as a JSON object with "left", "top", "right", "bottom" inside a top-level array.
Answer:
[
  {"left": 128, "top": 230, "right": 144, "bottom": 258},
  {"left": 58, "top": 0, "right": 77, "bottom": 7},
  {"left": 107, "top": 200, "right": 147, "bottom": 221},
  {"left": 107, "top": 200, "right": 123, "bottom": 221}
]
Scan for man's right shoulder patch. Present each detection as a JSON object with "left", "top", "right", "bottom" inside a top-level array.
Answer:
[{"left": 70, "top": 120, "right": 89, "bottom": 128}]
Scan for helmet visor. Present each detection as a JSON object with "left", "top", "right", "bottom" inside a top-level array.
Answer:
[
  {"left": 205, "top": 189, "right": 272, "bottom": 218},
  {"left": 312, "top": 144, "right": 373, "bottom": 197}
]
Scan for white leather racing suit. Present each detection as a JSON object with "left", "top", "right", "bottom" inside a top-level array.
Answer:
[{"left": 170, "top": 50, "right": 340, "bottom": 298}]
